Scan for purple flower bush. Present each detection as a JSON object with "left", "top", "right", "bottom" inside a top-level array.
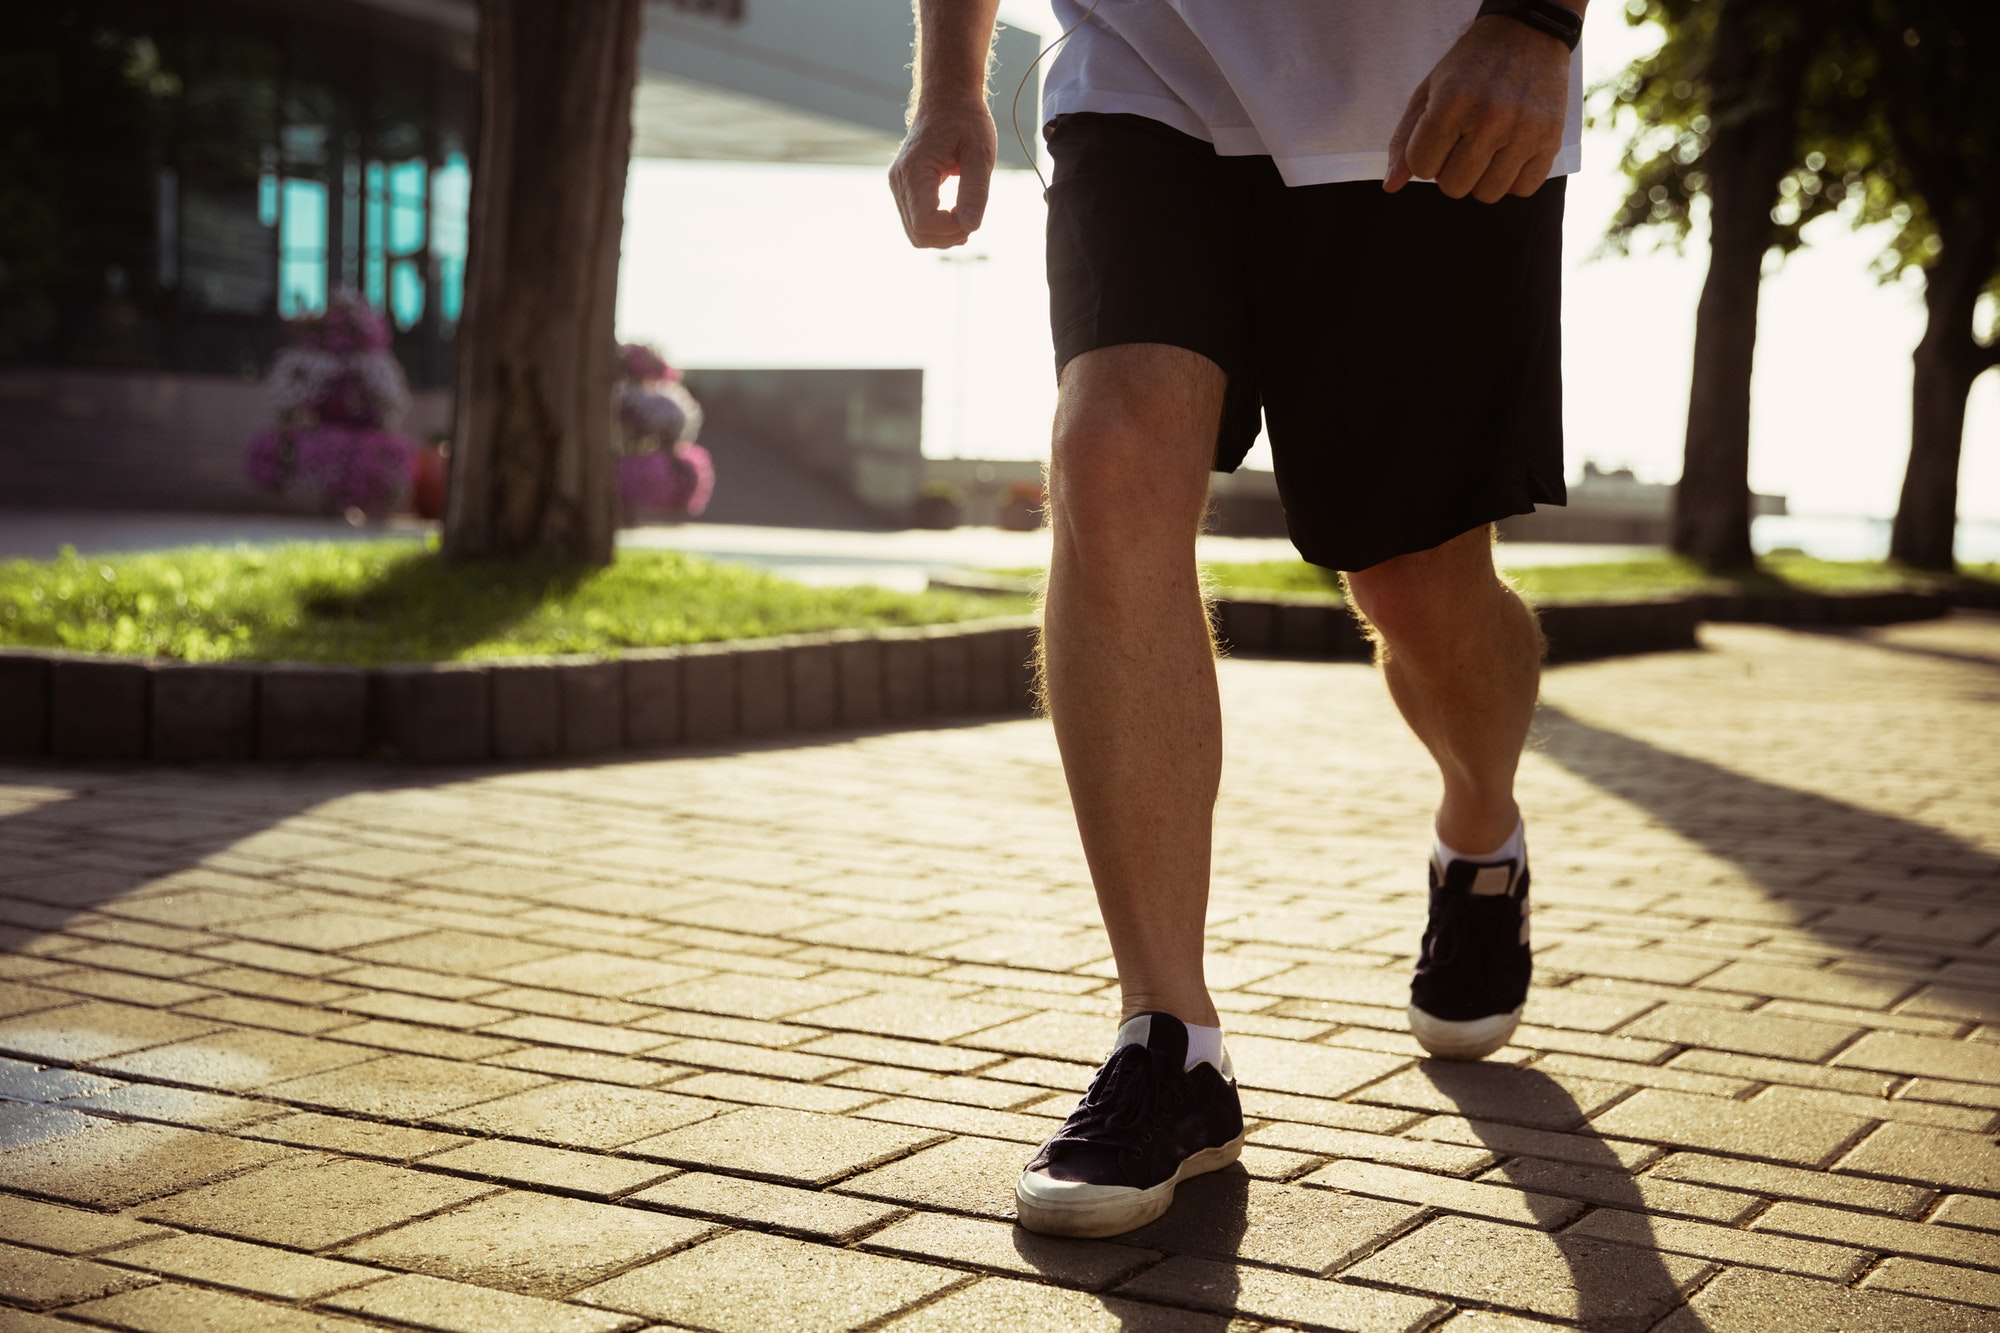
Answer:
[
  {"left": 247, "top": 292, "right": 415, "bottom": 516},
  {"left": 614, "top": 342, "right": 712, "bottom": 520}
]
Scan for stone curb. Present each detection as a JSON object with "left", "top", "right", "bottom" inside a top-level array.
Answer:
[
  {"left": 0, "top": 618, "right": 1042, "bottom": 765},
  {"left": 1211, "top": 595, "right": 1701, "bottom": 664},
  {"left": 0, "top": 589, "right": 1956, "bottom": 765}
]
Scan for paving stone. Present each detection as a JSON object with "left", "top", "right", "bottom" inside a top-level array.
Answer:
[
  {"left": 486, "top": 950, "right": 705, "bottom": 997},
  {"left": 108, "top": 1231, "right": 380, "bottom": 1300},
  {"left": 1837, "top": 1120, "right": 2000, "bottom": 1193},
  {"left": 577, "top": 1228, "right": 964, "bottom": 1332},
  {"left": 1356, "top": 1062, "right": 1627, "bottom": 1131},
  {"left": 482, "top": 1045, "right": 685, "bottom": 1087},
  {"left": 639, "top": 1035, "right": 853, "bottom": 1080},
  {"left": 673, "top": 1070, "right": 880, "bottom": 1113},
  {"left": 1588, "top": 1087, "right": 1874, "bottom": 1167},
  {"left": 1304, "top": 1159, "right": 1580, "bottom": 1229},
  {"left": 1247, "top": 1122, "right": 1498, "bottom": 1176},
  {"left": 882, "top": 1276, "right": 1247, "bottom": 1332},
  {"left": 1565, "top": 1208, "right": 1870, "bottom": 1282},
  {"left": 0, "top": 1119, "right": 289, "bottom": 1209},
  {"left": 1116, "top": 1257, "right": 1448, "bottom": 1331},
  {"left": 1528, "top": 1051, "right": 1752, "bottom": 1097},
  {"left": 632, "top": 972, "right": 864, "bottom": 1020},
  {"left": 350, "top": 929, "right": 564, "bottom": 976},
  {"left": 259, "top": 1053, "right": 549, "bottom": 1120},
  {"left": 1619, "top": 1003, "right": 1863, "bottom": 1063},
  {"left": 417, "top": 1138, "right": 673, "bottom": 1198},
  {"left": 1647, "top": 1151, "right": 1935, "bottom": 1217},
  {"left": 1533, "top": 944, "right": 1724, "bottom": 987},
  {"left": 835, "top": 1133, "right": 1028, "bottom": 1218},
  {"left": 432, "top": 1081, "right": 718, "bottom": 1148},
  {"left": 862, "top": 1211, "right": 1156, "bottom": 1289},
  {"left": 1698, "top": 961, "right": 1918, "bottom": 1007},
  {"left": 956, "top": 1010, "right": 1115, "bottom": 1063},
  {"left": 1655, "top": 1265, "right": 1973, "bottom": 1333},
  {"left": 65, "top": 1083, "right": 286, "bottom": 1130},
  {"left": 0, "top": 1102, "right": 97, "bottom": 1153},
  {"left": 1752, "top": 1199, "right": 1999, "bottom": 1265},
  {"left": 1122, "top": 1169, "right": 1423, "bottom": 1274},
  {"left": 0, "top": 1194, "right": 172, "bottom": 1254},
  {"left": 0, "top": 1048, "right": 121, "bottom": 1096},
  {"left": 1405, "top": 1115, "right": 1662, "bottom": 1171},
  {"left": 1212, "top": 1034, "right": 1409, "bottom": 1099},
  {"left": 1752, "top": 1081, "right": 1993, "bottom": 1132},
  {"left": 1862, "top": 1257, "right": 2000, "bottom": 1310},
  {"left": 629, "top": 1170, "right": 902, "bottom": 1242},
  {"left": 0, "top": 1000, "right": 222, "bottom": 1064},
  {"left": 93, "top": 1028, "right": 376, "bottom": 1091},
  {"left": 0, "top": 1239, "right": 156, "bottom": 1309},
  {"left": 1344, "top": 1215, "right": 1712, "bottom": 1327},
  {"left": 236, "top": 1110, "right": 469, "bottom": 1162},
  {"left": 140, "top": 1152, "right": 495, "bottom": 1249},
  {"left": 339, "top": 1188, "right": 714, "bottom": 1297},
  {"left": 0, "top": 1307, "right": 84, "bottom": 1333},
  {"left": 1480, "top": 1156, "right": 1759, "bottom": 1223},
  {"left": 629, "top": 1105, "right": 943, "bottom": 1185},
  {"left": 1668, "top": 1048, "right": 1902, "bottom": 1096},
  {"left": 1835, "top": 1030, "right": 2000, "bottom": 1085},
  {"left": 323, "top": 1271, "right": 644, "bottom": 1333},
  {"left": 1933, "top": 1194, "right": 2000, "bottom": 1232},
  {"left": 63, "top": 1281, "right": 385, "bottom": 1332}
]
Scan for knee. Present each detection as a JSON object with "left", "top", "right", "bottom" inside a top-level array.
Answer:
[
  {"left": 1345, "top": 558, "right": 1457, "bottom": 653},
  {"left": 1048, "top": 409, "right": 1202, "bottom": 556}
]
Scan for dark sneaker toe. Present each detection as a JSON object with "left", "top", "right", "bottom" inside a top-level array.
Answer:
[
  {"left": 1014, "top": 1013, "right": 1245, "bottom": 1238},
  {"left": 1409, "top": 852, "right": 1532, "bottom": 1062}
]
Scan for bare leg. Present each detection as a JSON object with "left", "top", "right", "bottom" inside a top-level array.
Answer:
[
  {"left": 1041, "top": 345, "right": 1227, "bottom": 1028},
  {"left": 1344, "top": 528, "right": 1541, "bottom": 854}
]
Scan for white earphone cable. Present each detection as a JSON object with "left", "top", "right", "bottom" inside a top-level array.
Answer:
[{"left": 1009, "top": 0, "right": 1105, "bottom": 191}]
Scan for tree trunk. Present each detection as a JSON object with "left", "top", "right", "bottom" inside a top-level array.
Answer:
[
  {"left": 1671, "top": 3, "right": 1811, "bottom": 572},
  {"left": 443, "top": 0, "right": 643, "bottom": 565},
  {"left": 1890, "top": 223, "right": 1999, "bottom": 572}
]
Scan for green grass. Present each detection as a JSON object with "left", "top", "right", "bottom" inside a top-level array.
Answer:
[
  {"left": 0, "top": 541, "right": 1031, "bottom": 665},
  {"left": 995, "top": 554, "right": 1986, "bottom": 604}
]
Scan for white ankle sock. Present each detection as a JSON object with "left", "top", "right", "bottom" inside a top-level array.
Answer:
[
  {"left": 1435, "top": 819, "right": 1525, "bottom": 870},
  {"left": 1183, "top": 1022, "right": 1225, "bottom": 1074},
  {"left": 1112, "top": 1015, "right": 1227, "bottom": 1075}
]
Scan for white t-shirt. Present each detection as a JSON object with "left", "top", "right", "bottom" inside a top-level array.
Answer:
[{"left": 1040, "top": 0, "right": 1584, "bottom": 187}]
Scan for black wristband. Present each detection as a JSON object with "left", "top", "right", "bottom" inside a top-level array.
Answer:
[{"left": 1476, "top": 0, "right": 1583, "bottom": 51}]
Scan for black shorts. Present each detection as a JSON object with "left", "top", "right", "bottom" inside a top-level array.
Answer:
[{"left": 1046, "top": 112, "right": 1568, "bottom": 572}]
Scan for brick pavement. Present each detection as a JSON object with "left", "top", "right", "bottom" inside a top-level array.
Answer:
[{"left": 1, "top": 615, "right": 1996, "bottom": 1332}]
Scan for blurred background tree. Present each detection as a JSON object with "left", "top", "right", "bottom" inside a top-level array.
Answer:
[
  {"left": 443, "top": 0, "right": 643, "bottom": 567},
  {"left": 1600, "top": 0, "right": 1999, "bottom": 574}
]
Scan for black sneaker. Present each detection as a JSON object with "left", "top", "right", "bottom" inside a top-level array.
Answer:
[
  {"left": 1015, "top": 1012, "right": 1245, "bottom": 1237},
  {"left": 1408, "top": 848, "right": 1532, "bottom": 1060}
]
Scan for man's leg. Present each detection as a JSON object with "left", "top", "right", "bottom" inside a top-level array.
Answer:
[
  {"left": 1343, "top": 526, "right": 1541, "bottom": 856},
  {"left": 1041, "top": 343, "right": 1227, "bottom": 1029}
]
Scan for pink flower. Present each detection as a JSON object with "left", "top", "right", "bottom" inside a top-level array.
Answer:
[
  {"left": 618, "top": 342, "right": 676, "bottom": 385},
  {"left": 245, "top": 427, "right": 293, "bottom": 492},
  {"left": 293, "top": 424, "right": 414, "bottom": 515}
]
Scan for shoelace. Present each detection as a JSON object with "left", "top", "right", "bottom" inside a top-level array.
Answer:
[{"left": 1045, "top": 1044, "right": 1186, "bottom": 1161}]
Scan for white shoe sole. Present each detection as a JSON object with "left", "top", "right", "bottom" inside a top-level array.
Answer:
[
  {"left": 1408, "top": 1004, "right": 1522, "bottom": 1061},
  {"left": 1015, "top": 1133, "right": 1246, "bottom": 1238}
]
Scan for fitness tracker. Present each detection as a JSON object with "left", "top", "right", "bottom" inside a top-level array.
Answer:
[{"left": 1476, "top": 0, "right": 1583, "bottom": 51}]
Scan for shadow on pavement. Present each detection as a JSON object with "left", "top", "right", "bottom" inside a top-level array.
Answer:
[
  {"left": 1418, "top": 1061, "right": 1715, "bottom": 1331},
  {"left": 1535, "top": 703, "right": 2000, "bottom": 1027}
]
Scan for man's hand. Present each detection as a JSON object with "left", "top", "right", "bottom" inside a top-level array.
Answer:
[
  {"left": 890, "top": 102, "right": 998, "bottom": 249},
  {"left": 1384, "top": 13, "right": 1575, "bottom": 202}
]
